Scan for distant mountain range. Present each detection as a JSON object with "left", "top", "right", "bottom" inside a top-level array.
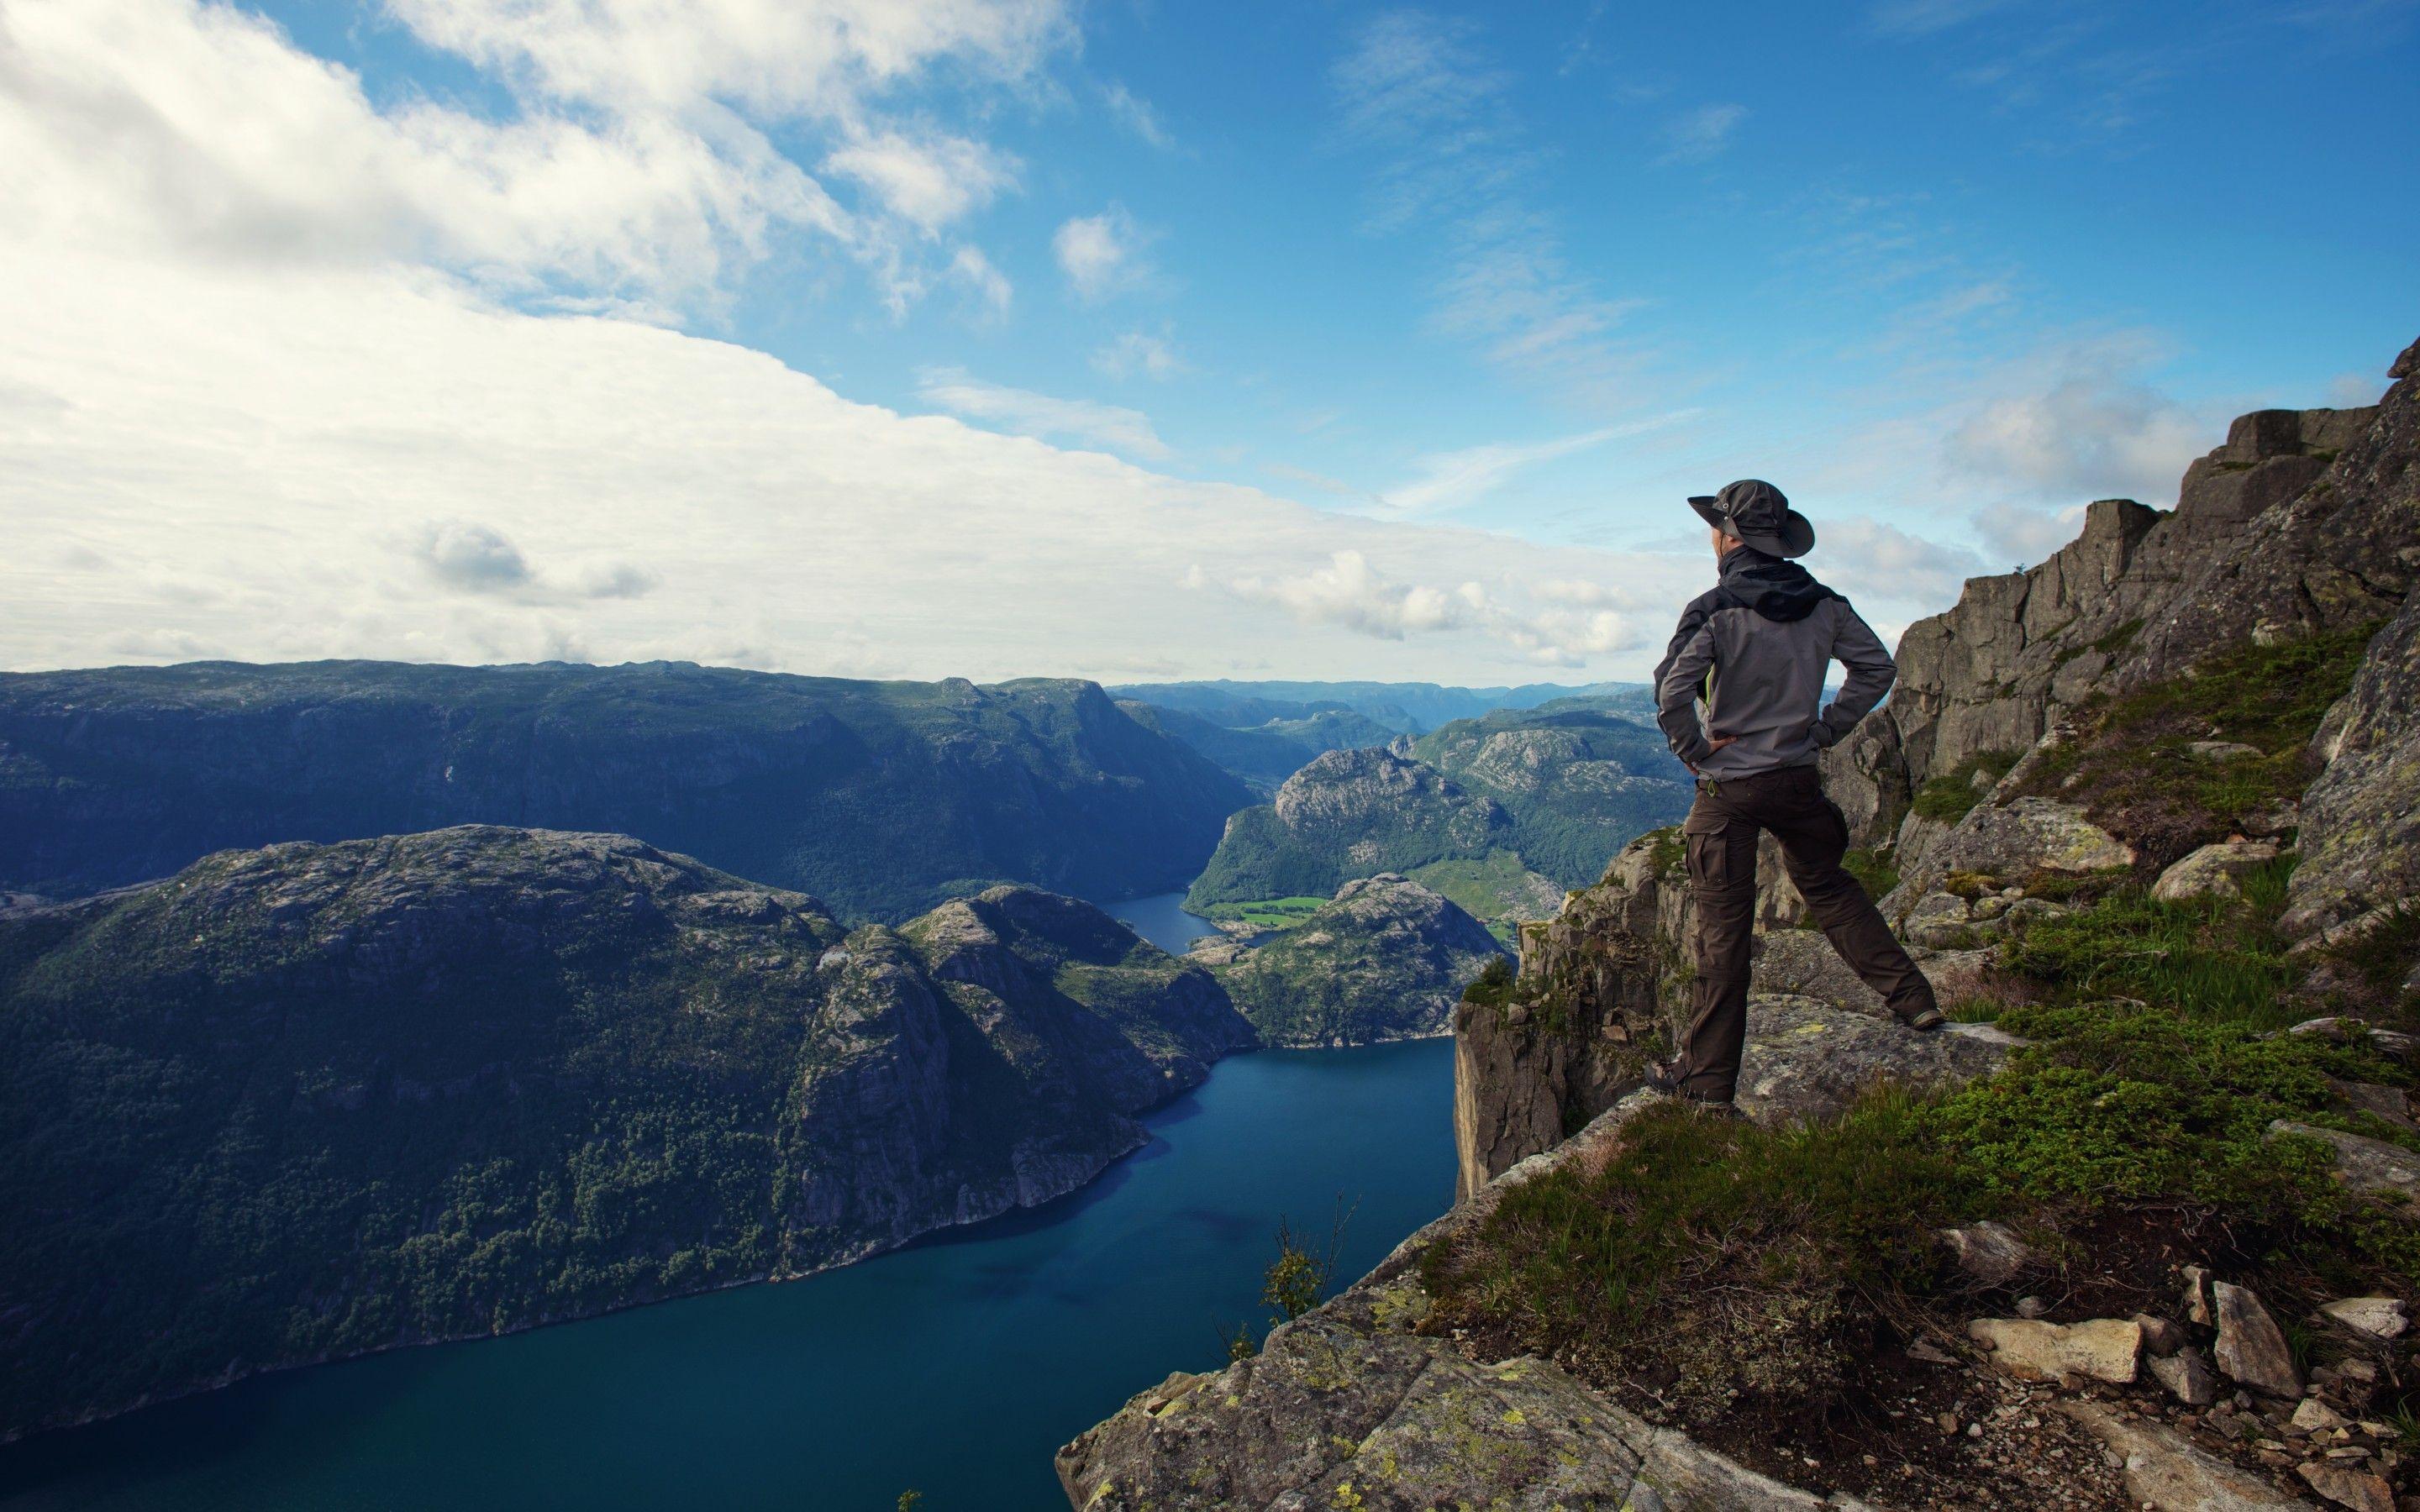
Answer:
[
  {"left": 0, "top": 827, "right": 1256, "bottom": 1441},
  {"left": 0, "top": 660, "right": 1253, "bottom": 922},
  {"left": 1107, "top": 679, "right": 1654, "bottom": 736}
]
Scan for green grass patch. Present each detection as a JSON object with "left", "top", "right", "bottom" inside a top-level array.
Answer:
[
  {"left": 2014, "top": 624, "right": 2378, "bottom": 869},
  {"left": 1199, "top": 895, "right": 1328, "bottom": 931},
  {"left": 1910, "top": 750, "right": 2022, "bottom": 824},
  {"left": 1407, "top": 849, "right": 1561, "bottom": 928},
  {"left": 1841, "top": 846, "right": 1899, "bottom": 900}
]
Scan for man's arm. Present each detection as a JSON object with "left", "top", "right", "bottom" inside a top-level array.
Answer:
[
  {"left": 1655, "top": 616, "right": 1720, "bottom": 769},
  {"left": 1812, "top": 599, "right": 1895, "bottom": 748}
]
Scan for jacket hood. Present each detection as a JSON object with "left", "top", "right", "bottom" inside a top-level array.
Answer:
[{"left": 1718, "top": 547, "right": 1836, "bottom": 623}]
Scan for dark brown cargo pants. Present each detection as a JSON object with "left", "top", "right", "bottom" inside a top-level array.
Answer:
[{"left": 1676, "top": 764, "right": 1938, "bottom": 1103}]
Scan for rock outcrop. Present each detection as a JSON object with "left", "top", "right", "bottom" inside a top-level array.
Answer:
[
  {"left": 1060, "top": 1103, "right": 1891, "bottom": 1512},
  {"left": 0, "top": 827, "right": 1254, "bottom": 1441},
  {"left": 1199, "top": 874, "right": 1507, "bottom": 1046}
]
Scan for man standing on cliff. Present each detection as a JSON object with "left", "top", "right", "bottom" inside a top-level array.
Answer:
[{"left": 1646, "top": 480, "right": 1943, "bottom": 1115}]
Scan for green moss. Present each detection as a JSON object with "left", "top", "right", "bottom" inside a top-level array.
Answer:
[
  {"left": 2014, "top": 624, "right": 2378, "bottom": 869},
  {"left": 1841, "top": 847, "right": 1899, "bottom": 901},
  {"left": 1199, "top": 895, "right": 1329, "bottom": 931},
  {"left": 1910, "top": 750, "right": 2022, "bottom": 823},
  {"left": 1644, "top": 826, "right": 1686, "bottom": 882}
]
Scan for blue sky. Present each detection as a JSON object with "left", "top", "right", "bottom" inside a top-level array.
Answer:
[{"left": 3, "top": 0, "right": 2416, "bottom": 682}]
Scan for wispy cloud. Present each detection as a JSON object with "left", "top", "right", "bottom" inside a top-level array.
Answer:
[
  {"left": 1331, "top": 11, "right": 1652, "bottom": 407},
  {"left": 1053, "top": 206, "right": 1155, "bottom": 302},
  {"left": 1102, "top": 81, "right": 1174, "bottom": 148},
  {"left": 946, "top": 246, "right": 1013, "bottom": 318},
  {"left": 1203, "top": 550, "right": 1653, "bottom": 666},
  {"left": 1655, "top": 102, "right": 1747, "bottom": 164},
  {"left": 1092, "top": 330, "right": 1185, "bottom": 380},
  {"left": 914, "top": 366, "right": 1171, "bottom": 459},
  {"left": 1374, "top": 411, "right": 1697, "bottom": 517},
  {"left": 410, "top": 520, "right": 656, "bottom": 603},
  {"left": 823, "top": 129, "right": 1018, "bottom": 234}
]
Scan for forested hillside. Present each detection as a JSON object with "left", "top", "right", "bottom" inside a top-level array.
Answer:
[
  {"left": 0, "top": 827, "right": 1254, "bottom": 1440},
  {"left": 0, "top": 660, "right": 1252, "bottom": 922}
]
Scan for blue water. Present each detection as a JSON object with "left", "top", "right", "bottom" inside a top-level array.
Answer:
[
  {"left": 1097, "top": 890, "right": 1221, "bottom": 955},
  {"left": 0, "top": 1039, "right": 1455, "bottom": 1512}
]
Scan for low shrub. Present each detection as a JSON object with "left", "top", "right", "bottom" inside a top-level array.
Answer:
[{"left": 1911, "top": 750, "right": 2023, "bottom": 824}]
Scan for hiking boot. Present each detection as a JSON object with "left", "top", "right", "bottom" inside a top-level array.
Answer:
[
  {"left": 1902, "top": 1006, "right": 1946, "bottom": 1032},
  {"left": 1643, "top": 1058, "right": 1684, "bottom": 1095}
]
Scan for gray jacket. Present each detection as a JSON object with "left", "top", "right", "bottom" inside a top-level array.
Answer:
[{"left": 1652, "top": 548, "right": 1895, "bottom": 779}]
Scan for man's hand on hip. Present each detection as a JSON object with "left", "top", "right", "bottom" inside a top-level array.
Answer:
[{"left": 1686, "top": 733, "right": 1738, "bottom": 774}]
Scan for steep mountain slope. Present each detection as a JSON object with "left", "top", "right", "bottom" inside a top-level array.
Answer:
[
  {"left": 1113, "top": 698, "right": 1397, "bottom": 792},
  {"left": 1183, "top": 703, "right": 1691, "bottom": 928},
  {"left": 0, "top": 659, "right": 1253, "bottom": 921},
  {"left": 1182, "top": 748, "right": 1556, "bottom": 927},
  {"left": 1407, "top": 701, "right": 1691, "bottom": 889},
  {"left": 0, "top": 827, "right": 1253, "bottom": 1441},
  {"left": 1195, "top": 874, "right": 1507, "bottom": 1046}
]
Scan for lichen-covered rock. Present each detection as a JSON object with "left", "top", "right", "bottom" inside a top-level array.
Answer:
[
  {"left": 1731, "top": 996, "right": 2014, "bottom": 1126},
  {"left": 2149, "top": 1346, "right": 2223, "bottom": 1406},
  {"left": 2058, "top": 1400, "right": 2316, "bottom": 1512},
  {"left": 1966, "top": 1316, "right": 2141, "bottom": 1385},
  {"left": 2153, "top": 839, "right": 2282, "bottom": 903},
  {"left": 2319, "top": 1297, "right": 2408, "bottom": 1339},
  {"left": 2271, "top": 1120, "right": 2420, "bottom": 1212},
  {"left": 2285, "top": 584, "right": 2420, "bottom": 942},
  {"left": 1749, "top": 928, "right": 1991, "bottom": 1018},
  {"left": 1889, "top": 796, "right": 2134, "bottom": 913},
  {"left": 2211, "top": 1280, "right": 2303, "bottom": 1398},
  {"left": 1207, "top": 874, "right": 1507, "bottom": 1046}
]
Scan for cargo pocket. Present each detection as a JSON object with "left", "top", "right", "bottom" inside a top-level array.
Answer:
[{"left": 1682, "top": 806, "right": 1737, "bottom": 895}]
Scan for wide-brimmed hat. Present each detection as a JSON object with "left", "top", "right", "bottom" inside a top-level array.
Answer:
[{"left": 1687, "top": 479, "right": 1815, "bottom": 559}]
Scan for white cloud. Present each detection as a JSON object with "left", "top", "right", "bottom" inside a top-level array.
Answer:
[
  {"left": 1807, "top": 517, "right": 1988, "bottom": 606},
  {"left": 0, "top": 236, "right": 1777, "bottom": 682},
  {"left": 0, "top": 0, "right": 1073, "bottom": 320},
  {"left": 1102, "top": 81, "right": 1173, "bottom": 148},
  {"left": 823, "top": 129, "right": 1017, "bottom": 232},
  {"left": 1656, "top": 102, "right": 1746, "bottom": 164},
  {"left": 946, "top": 245, "right": 1013, "bottom": 316},
  {"left": 1375, "top": 412, "right": 1698, "bottom": 517},
  {"left": 383, "top": 0, "right": 1073, "bottom": 118},
  {"left": 1970, "top": 503, "right": 2089, "bottom": 569},
  {"left": 1946, "top": 360, "right": 2206, "bottom": 504},
  {"left": 1218, "top": 551, "right": 1482, "bottom": 640},
  {"left": 913, "top": 366, "right": 1171, "bottom": 459},
  {"left": 411, "top": 520, "right": 657, "bottom": 601},
  {"left": 1092, "top": 331, "right": 1185, "bottom": 380},
  {"left": 1053, "top": 206, "right": 1154, "bottom": 302}
]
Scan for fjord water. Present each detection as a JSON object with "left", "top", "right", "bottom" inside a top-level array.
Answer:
[{"left": 0, "top": 1028, "right": 1454, "bottom": 1510}]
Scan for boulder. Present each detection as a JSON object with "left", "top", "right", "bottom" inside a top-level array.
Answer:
[
  {"left": 1894, "top": 796, "right": 2135, "bottom": 910},
  {"left": 2148, "top": 1346, "right": 2223, "bottom": 1406},
  {"left": 2212, "top": 1281, "right": 2303, "bottom": 1398},
  {"left": 2133, "top": 1313, "right": 2189, "bottom": 1357},
  {"left": 2286, "top": 1018, "right": 2420, "bottom": 1063},
  {"left": 1732, "top": 995, "right": 2014, "bottom": 1126},
  {"left": 1939, "top": 1221, "right": 2033, "bottom": 1287},
  {"left": 2153, "top": 839, "right": 2282, "bottom": 903},
  {"left": 2058, "top": 1400, "right": 2317, "bottom": 1512},
  {"left": 1749, "top": 929, "right": 1992, "bottom": 1019},
  {"left": 2318, "top": 1297, "right": 2407, "bottom": 1340},
  {"left": 1966, "top": 1316, "right": 2141, "bottom": 1385},
  {"left": 2296, "top": 1461, "right": 2394, "bottom": 1512},
  {"left": 2289, "top": 1398, "right": 2348, "bottom": 1435},
  {"left": 2270, "top": 1121, "right": 2420, "bottom": 1211}
]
